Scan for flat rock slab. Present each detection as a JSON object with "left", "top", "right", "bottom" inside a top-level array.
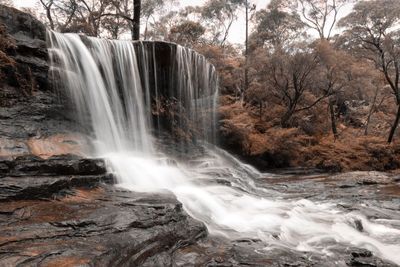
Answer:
[
  {"left": 0, "top": 186, "right": 206, "bottom": 266},
  {"left": 173, "top": 237, "right": 397, "bottom": 267},
  {"left": 0, "top": 154, "right": 107, "bottom": 178},
  {"left": 0, "top": 174, "right": 113, "bottom": 201},
  {"left": 0, "top": 155, "right": 207, "bottom": 266},
  {"left": 0, "top": 154, "right": 111, "bottom": 202}
]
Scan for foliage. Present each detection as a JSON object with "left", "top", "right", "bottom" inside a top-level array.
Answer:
[
  {"left": 0, "top": 0, "right": 13, "bottom": 7},
  {"left": 251, "top": 1, "right": 305, "bottom": 51},
  {"left": 286, "top": 0, "right": 352, "bottom": 40},
  {"left": 169, "top": 20, "right": 205, "bottom": 46},
  {"left": 339, "top": 0, "right": 400, "bottom": 142},
  {"left": 201, "top": 0, "right": 246, "bottom": 45},
  {"left": 22, "top": 0, "right": 400, "bottom": 149}
]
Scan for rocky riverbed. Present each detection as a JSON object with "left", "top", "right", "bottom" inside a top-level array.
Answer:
[{"left": 0, "top": 155, "right": 398, "bottom": 266}]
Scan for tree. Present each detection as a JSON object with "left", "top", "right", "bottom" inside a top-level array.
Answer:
[
  {"left": 314, "top": 41, "right": 354, "bottom": 138},
  {"left": 244, "top": 0, "right": 249, "bottom": 94},
  {"left": 247, "top": 0, "right": 306, "bottom": 116},
  {"left": 339, "top": 0, "right": 400, "bottom": 143},
  {"left": 75, "top": 0, "right": 112, "bottom": 36},
  {"left": 141, "top": 0, "right": 163, "bottom": 39},
  {"left": 251, "top": 0, "right": 305, "bottom": 51},
  {"left": 38, "top": 0, "right": 111, "bottom": 36},
  {"left": 245, "top": 81, "right": 269, "bottom": 119},
  {"left": 101, "top": 0, "right": 141, "bottom": 39},
  {"left": 39, "top": 0, "right": 55, "bottom": 30},
  {"left": 201, "top": 0, "right": 246, "bottom": 45},
  {"left": 244, "top": 0, "right": 256, "bottom": 96},
  {"left": 38, "top": 0, "right": 143, "bottom": 39},
  {"left": 364, "top": 83, "right": 388, "bottom": 136},
  {"left": 265, "top": 47, "right": 332, "bottom": 127},
  {"left": 39, "top": 0, "right": 79, "bottom": 33},
  {"left": 287, "top": 0, "right": 351, "bottom": 40},
  {"left": 141, "top": 0, "right": 176, "bottom": 39},
  {"left": 169, "top": 20, "right": 205, "bottom": 46},
  {"left": 132, "top": 0, "right": 141, "bottom": 40},
  {"left": 0, "top": 0, "right": 13, "bottom": 7}
]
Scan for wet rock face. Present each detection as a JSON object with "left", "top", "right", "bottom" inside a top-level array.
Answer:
[
  {"left": 219, "top": 120, "right": 249, "bottom": 155},
  {"left": 0, "top": 5, "right": 47, "bottom": 91},
  {"left": 0, "top": 155, "right": 207, "bottom": 266},
  {"left": 173, "top": 237, "right": 397, "bottom": 267},
  {"left": 0, "top": 187, "right": 207, "bottom": 266},
  {"left": 0, "top": 5, "right": 45, "bottom": 39},
  {"left": 0, "top": 154, "right": 107, "bottom": 178},
  {"left": 0, "top": 5, "right": 89, "bottom": 158}
]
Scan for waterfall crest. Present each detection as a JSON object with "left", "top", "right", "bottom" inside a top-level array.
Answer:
[{"left": 47, "top": 31, "right": 400, "bottom": 265}]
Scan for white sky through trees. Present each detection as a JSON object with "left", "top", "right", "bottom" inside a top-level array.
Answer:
[{"left": 11, "top": 0, "right": 272, "bottom": 44}]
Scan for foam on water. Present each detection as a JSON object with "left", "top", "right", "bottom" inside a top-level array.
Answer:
[{"left": 48, "top": 31, "right": 400, "bottom": 265}]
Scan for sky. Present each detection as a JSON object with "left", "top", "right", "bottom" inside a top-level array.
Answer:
[{"left": 12, "top": 0, "right": 271, "bottom": 44}]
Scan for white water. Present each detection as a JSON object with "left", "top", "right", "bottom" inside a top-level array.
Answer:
[{"left": 48, "top": 31, "right": 400, "bottom": 265}]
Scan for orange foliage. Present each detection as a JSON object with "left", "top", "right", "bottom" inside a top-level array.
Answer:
[{"left": 220, "top": 97, "right": 400, "bottom": 171}]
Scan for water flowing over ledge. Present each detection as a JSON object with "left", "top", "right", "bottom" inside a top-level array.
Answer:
[
  {"left": 47, "top": 30, "right": 400, "bottom": 265},
  {"left": 48, "top": 32, "right": 218, "bottom": 154}
]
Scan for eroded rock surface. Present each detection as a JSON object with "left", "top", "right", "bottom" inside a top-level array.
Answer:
[
  {"left": 0, "top": 5, "right": 90, "bottom": 159},
  {"left": 173, "top": 238, "right": 396, "bottom": 267},
  {"left": 0, "top": 155, "right": 207, "bottom": 266}
]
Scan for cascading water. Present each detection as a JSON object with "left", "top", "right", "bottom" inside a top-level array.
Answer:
[{"left": 48, "top": 31, "right": 400, "bottom": 265}]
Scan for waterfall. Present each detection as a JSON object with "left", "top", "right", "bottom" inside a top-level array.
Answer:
[
  {"left": 48, "top": 33, "right": 152, "bottom": 154},
  {"left": 47, "top": 31, "right": 400, "bottom": 265}
]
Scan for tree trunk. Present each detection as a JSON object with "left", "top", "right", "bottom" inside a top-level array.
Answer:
[
  {"left": 388, "top": 104, "right": 400, "bottom": 143},
  {"left": 39, "top": 0, "right": 54, "bottom": 30},
  {"left": 329, "top": 99, "right": 338, "bottom": 140},
  {"left": 132, "top": 0, "right": 141, "bottom": 40},
  {"left": 244, "top": 0, "right": 249, "bottom": 93},
  {"left": 364, "top": 108, "right": 373, "bottom": 136},
  {"left": 144, "top": 15, "right": 150, "bottom": 40},
  {"left": 364, "top": 87, "right": 379, "bottom": 136},
  {"left": 281, "top": 106, "right": 295, "bottom": 128},
  {"left": 46, "top": 5, "right": 54, "bottom": 30}
]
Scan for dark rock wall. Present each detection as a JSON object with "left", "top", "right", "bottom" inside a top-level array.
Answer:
[
  {"left": 0, "top": 4, "right": 47, "bottom": 90},
  {"left": 0, "top": 5, "right": 88, "bottom": 158}
]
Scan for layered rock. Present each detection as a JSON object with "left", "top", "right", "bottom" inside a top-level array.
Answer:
[
  {"left": 0, "top": 5, "right": 89, "bottom": 159},
  {"left": 0, "top": 155, "right": 207, "bottom": 266}
]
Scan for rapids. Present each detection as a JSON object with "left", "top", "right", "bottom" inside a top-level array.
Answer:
[{"left": 47, "top": 31, "right": 400, "bottom": 265}]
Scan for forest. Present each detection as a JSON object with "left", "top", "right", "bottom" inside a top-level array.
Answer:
[{"left": 3, "top": 0, "right": 400, "bottom": 171}]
